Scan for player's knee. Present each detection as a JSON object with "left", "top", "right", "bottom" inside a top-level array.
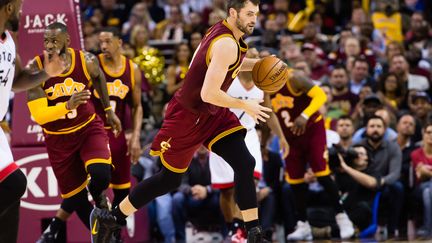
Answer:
[
  {"left": 13, "top": 169, "right": 27, "bottom": 199},
  {"left": 241, "top": 153, "right": 256, "bottom": 174},
  {"left": 88, "top": 164, "right": 111, "bottom": 189}
]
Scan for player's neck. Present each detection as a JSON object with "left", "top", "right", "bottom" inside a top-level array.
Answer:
[
  {"left": 0, "top": 19, "right": 5, "bottom": 37},
  {"left": 225, "top": 18, "right": 244, "bottom": 41},
  {"left": 104, "top": 53, "right": 123, "bottom": 68}
]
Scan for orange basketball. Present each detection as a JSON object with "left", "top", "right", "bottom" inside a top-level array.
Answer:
[{"left": 252, "top": 56, "right": 289, "bottom": 93}]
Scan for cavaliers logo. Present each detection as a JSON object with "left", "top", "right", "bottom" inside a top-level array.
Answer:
[
  {"left": 94, "top": 79, "right": 129, "bottom": 99},
  {"left": 271, "top": 94, "right": 294, "bottom": 113},
  {"left": 45, "top": 77, "right": 86, "bottom": 100},
  {"left": 160, "top": 138, "right": 172, "bottom": 153}
]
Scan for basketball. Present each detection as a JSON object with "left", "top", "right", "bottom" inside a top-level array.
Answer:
[{"left": 252, "top": 56, "right": 289, "bottom": 93}]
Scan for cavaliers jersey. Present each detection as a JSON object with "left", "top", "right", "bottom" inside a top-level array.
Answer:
[
  {"left": 270, "top": 82, "right": 322, "bottom": 138},
  {"left": 227, "top": 77, "right": 263, "bottom": 130},
  {"left": 175, "top": 20, "right": 248, "bottom": 114},
  {"left": 0, "top": 31, "right": 16, "bottom": 121},
  {"left": 34, "top": 48, "right": 95, "bottom": 134},
  {"left": 93, "top": 54, "right": 134, "bottom": 127}
]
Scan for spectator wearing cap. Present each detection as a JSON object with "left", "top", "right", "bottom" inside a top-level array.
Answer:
[
  {"left": 328, "top": 65, "right": 359, "bottom": 117},
  {"left": 409, "top": 91, "right": 432, "bottom": 128},
  {"left": 353, "top": 107, "right": 398, "bottom": 144},
  {"left": 301, "top": 42, "right": 329, "bottom": 83},
  {"left": 349, "top": 57, "right": 377, "bottom": 95}
]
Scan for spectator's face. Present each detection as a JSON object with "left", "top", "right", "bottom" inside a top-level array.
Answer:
[
  {"left": 189, "top": 12, "right": 201, "bottom": 26},
  {"left": 363, "top": 102, "right": 381, "bottom": 117},
  {"left": 232, "top": 1, "right": 258, "bottom": 35},
  {"left": 176, "top": 44, "right": 191, "bottom": 63},
  {"left": 44, "top": 28, "right": 69, "bottom": 57},
  {"left": 336, "top": 119, "right": 354, "bottom": 139},
  {"left": 413, "top": 98, "right": 431, "bottom": 118},
  {"left": 384, "top": 75, "right": 398, "bottom": 92},
  {"left": 351, "top": 8, "right": 366, "bottom": 25},
  {"left": 353, "top": 147, "right": 368, "bottom": 169},
  {"left": 264, "top": 19, "right": 278, "bottom": 32},
  {"left": 303, "top": 24, "right": 317, "bottom": 39},
  {"left": 352, "top": 61, "right": 369, "bottom": 81},
  {"left": 99, "top": 32, "right": 122, "bottom": 59},
  {"left": 321, "top": 86, "right": 332, "bottom": 102},
  {"left": 366, "top": 118, "right": 385, "bottom": 142},
  {"left": 274, "top": 0, "right": 288, "bottom": 11},
  {"left": 190, "top": 32, "right": 202, "bottom": 51},
  {"left": 275, "top": 13, "right": 287, "bottom": 30},
  {"left": 375, "top": 109, "right": 390, "bottom": 126},
  {"left": 397, "top": 115, "right": 415, "bottom": 136},
  {"left": 390, "top": 56, "right": 408, "bottom": 76},
  {"left": 410, "top": 13, "right": 424, "bottom": 30},
  {"left": 386, "top": 43, "right": 402, "bottom": 59},
  {"left": 424, "top": 125, "right": 432, "bottom": 145},
  {"left": 5, "top": 0, "right": 22, "bottom": 32},
  {"left": 101, "top": 0, "right": 116, "bottom": 10},
  {"left": 330, "top": 69, "right": 349, "bottom": 91},
  {"left": 135, "top": 27, "right": 148, "bottom": 46},
  {"left": 345, "top": 38, "right": 360, "bottom": 56},
  {"left": 339, "top": 30, "right": 353, "bottom": 47},
  {"left": 170, "top": 7, "right": 182, "bottom": 23},
  {"left": 303, "top": 50, "right": 317, "bottom": 65},
  {"left": 282, "top": 44, "right": 301, "bottom": 62},
  {"left": 359, "top": 86, "right": 373, "bottom": 100}
]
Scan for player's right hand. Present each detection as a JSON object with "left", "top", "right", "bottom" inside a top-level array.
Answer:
[
  {"left": 242, "top": 99, "right": 272, "bottom": 124},
  {"left": 67, "top": 90, "right": 91, "bottom": 110}
]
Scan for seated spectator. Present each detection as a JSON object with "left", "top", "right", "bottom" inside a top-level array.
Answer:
[
  {"left": 389, "top": 54, "right": 429, "bottom": 92},
  {"left": 153, "top": 5, "right": 191, "bottom": 41},
  {"left": 301, "top": 43, "right": 329, "bottom": 83},
  {"left": 172, "top": 146, "right": 225, "bottom": 241},
  {"left": 329, "top": 65, "right": 359, "bottom": 117},
  {"left": 353, "top": 107, "right": 398, "bottom": 144},
  {"left": 409, "top": 91, "right": 432, "bottom": 128},
  {"left": 335, "top": 144, "right": 382, "bottom": 231},
  {"left": 411, "top": 122, "right": 432, "bottom": 237},
  {"left": 377, "top": 72, "right": 406, "bottom": 111},
  {"left": 349, "top": 57, "right": 376, "bottom": 95},
  {"left": 121, "top": 2, "right": 155, "bottom": 41},
  {"left": 166, "top": 43, "right": 191, "bottom": 95}
]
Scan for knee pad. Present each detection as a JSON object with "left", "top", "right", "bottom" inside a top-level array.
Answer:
[{"left": 87, "top": 164, "right": 111, "bottom": 189}]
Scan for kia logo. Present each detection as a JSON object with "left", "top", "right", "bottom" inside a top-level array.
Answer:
[{"left": 16, "top": 153, "right": 61, "bottom": 211}]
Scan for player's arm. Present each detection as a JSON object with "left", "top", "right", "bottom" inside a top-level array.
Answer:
[
  {"left": 263, "top": 93, "right": 289, "bottom": 158},
  {"left": 26, "top": 85, "right": 91, "bottom": 125},
  {"left": 13, "top": 51, "right": 65, "bottom": 92},
  {"left": 201, "top": 37, "right": 271, "bottom": 123},
  {"left": 84, "top": 52, "right": 122, "bottom": 135},
  {"left": 129, "top": 63, "right": 143, "bottom": 163},
  {"left": 289, "top": 71, "right": 327, "bottom": 135},
  {"left": 239, "top": 57, "right": 259, "bottom": 72}
]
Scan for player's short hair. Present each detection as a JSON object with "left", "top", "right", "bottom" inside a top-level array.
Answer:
[
  {"left": 99, "top": 27, "right": 121, "bottom": 39},
  {"left": 47, "top": 22, "right": 68, "bottom": 34},
  {"left": 0, "top": 0, "right": 14, "bottom": 8},
  {"left": 227, "top": 0, "right": 260, "bottom": 13}
]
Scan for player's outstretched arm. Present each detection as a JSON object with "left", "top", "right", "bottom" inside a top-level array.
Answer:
[
  {"left": 13, "top": 51, "right": 65, "bottom": 92},
  {"left": 201, "top": 37, "right": 271, "bottom": 123},
  {"left": 240, "top": 57, "right": 259, "bottom": 72},
  {"left": 84, "top": 51, "right": 122, "bottom": 136},
  {"left": 129, "top": 63, "right": 143, "bottom": 163},
  {"left": 263, "top": 93, "right": 289, "bottom": 158}
]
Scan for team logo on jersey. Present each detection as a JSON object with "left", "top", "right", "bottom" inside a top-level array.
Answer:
[
  {"left": 160, "top": 138, "right": 172, "bottom": 153},
  {"left": 94, "top": 79, "right": 129, "bottom": 99},
  {"left": 271, "top": 94, "right": 294, "bottom": 113},
  {"left": 45, "top": 77, "right": 85, "bottom": 100}
]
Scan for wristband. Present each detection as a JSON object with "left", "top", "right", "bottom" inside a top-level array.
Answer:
[
  {"left": 104, "top": 106, "right": 113, "bottom": 112},
  {"left": 300, "top": 112, "right": 309, "bottom": 120}
]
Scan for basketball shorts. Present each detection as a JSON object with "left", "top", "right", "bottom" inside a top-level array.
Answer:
[
  {"left": 210, "top": 128, "right": 262, "bottom": 189},
  {"left": 107, "top": 130, "right": 131, "bottom": 190},
  {"left": 0, "top": 127, "right": 18, "bottom": 182},
  {"left": 284, "top": 119, "right": 330, "bottom": 184},
  {"left": 150, "top": 98, "right": 246, "bottom": 173},
  {"left": 44, "top": 116, "right": 111, "bottom": 198}
]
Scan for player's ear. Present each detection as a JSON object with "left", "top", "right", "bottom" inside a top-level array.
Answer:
[
  {"left": 229, "top": 7, "right": 237, "bottom": 18},
  {"left": 118, "top": 38, "right": 123, "bottom": 47},
  {"left": 6, "top": 2, "right": 14, "bottom": 15}
]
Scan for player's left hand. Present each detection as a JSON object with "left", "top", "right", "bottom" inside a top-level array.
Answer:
[
  {"left": 106, "top": 110, "right": 122, "bottom": 137},
  {"left": 128, "top": 135, "right": 141, "bottom": 164},
  {"left": 43, "top": 51, "right": 66, "bottom": 77},
  {"left": 279, "top": 137, "right": 290, "bottom": 158},
  {"left": 291, "top": 116, "right": 307, "bottom": 136},
  {"left": 191, "top": 185, "right": 207, "bottom": 200}
]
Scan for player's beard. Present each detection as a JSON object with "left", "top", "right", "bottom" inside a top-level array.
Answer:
[
  {"left": 7, "top": 15, "right": 19, "bottom": 32},
  {"left": 235, "top": 18, "right": 253, "bottom": 35}
]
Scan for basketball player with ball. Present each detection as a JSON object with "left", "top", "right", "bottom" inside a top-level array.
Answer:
[
  {"left": 90, "top": 1, "right": 288, "bottom": 242},
  {"left": 255, "top": 57, "right": 356, "bottom": 240}
]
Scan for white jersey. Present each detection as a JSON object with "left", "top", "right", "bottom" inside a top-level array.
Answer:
[
  {"left": 0, "top": 31, "right": 17, "bottom": 181},
  {"left": 227, "top": 77, "right": 264, "bottom": 130},
  {"left": 0, "top": 31, "right": 16, "bottom": 121}
]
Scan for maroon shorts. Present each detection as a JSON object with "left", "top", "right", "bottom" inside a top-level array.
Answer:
[
  {"left": 107, "top": 130, "right": 131, "bottom": 189},
  {"left": 284, "top": 119, "right": 329, "bottom": 184},
  {"left": 151, "top": 98, "right": 245, "bottom": 173},
  {"left": 44, "top": 116, "right": 111, "bottom": 198}
]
